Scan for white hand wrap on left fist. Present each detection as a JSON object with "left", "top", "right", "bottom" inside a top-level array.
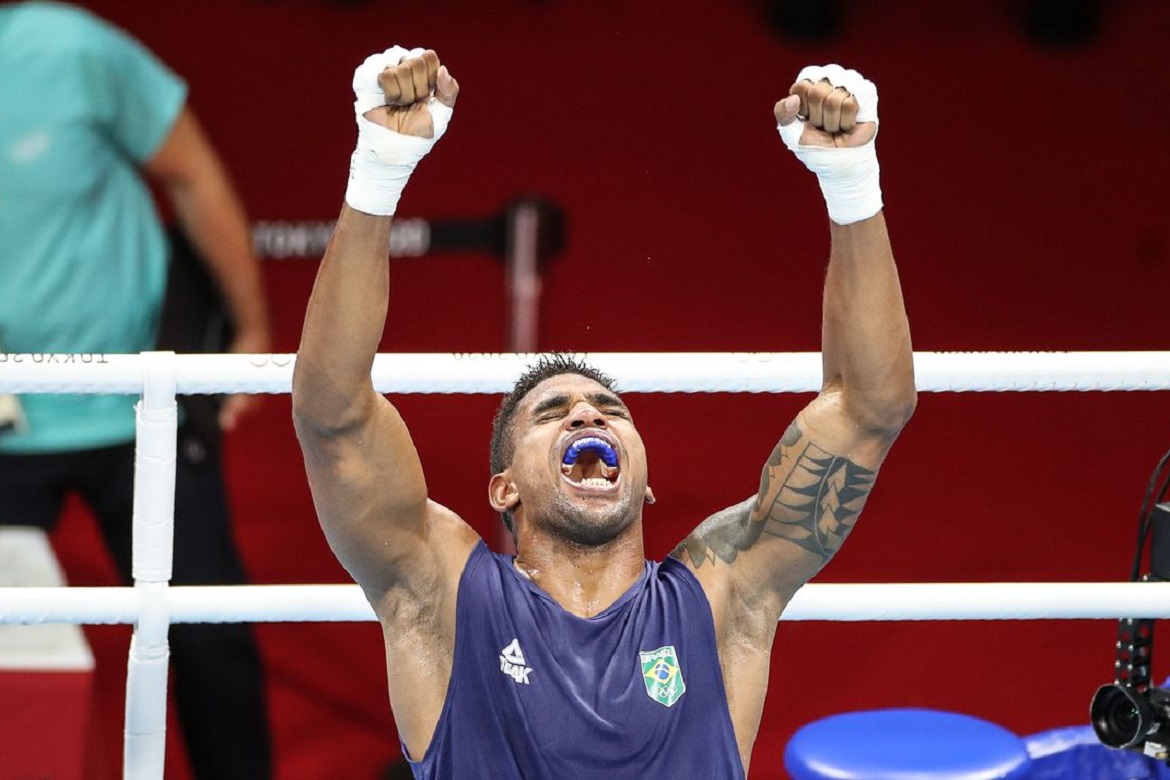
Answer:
[
  {"left": 778, "top": 64, "right": 882, "bottom": 226},
  {"left": 345, "top": 46, "right": 454, "bottom": 216}
]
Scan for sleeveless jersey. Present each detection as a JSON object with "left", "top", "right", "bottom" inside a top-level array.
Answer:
[{"left": 406, "top": 541, "right": 745, "bottom": 779}]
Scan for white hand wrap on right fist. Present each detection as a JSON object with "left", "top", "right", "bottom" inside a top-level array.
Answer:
[
  {"left": 345, "top": 46, "right": 454, "bottom": 216},
  {"left": 778, "top": 64, "right": 882, "bottom": 226}
]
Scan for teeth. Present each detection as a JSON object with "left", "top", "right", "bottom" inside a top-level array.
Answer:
[{"left": 560, "top": 466, "right": 617, "bottom": 486}]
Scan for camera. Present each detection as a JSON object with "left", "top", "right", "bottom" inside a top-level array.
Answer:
[
  {"left": 1091, "top": 468, "right": 1170, "bottom": 760},
  {"left": 1090, "top": 682, "right": 1170, "bottom": 757},
  {"left": 1091, "top": 616, "right": 1170, "bottom": 761}
]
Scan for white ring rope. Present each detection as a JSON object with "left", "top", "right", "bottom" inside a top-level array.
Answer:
[
  {"left": 2, "top": 351, "right": 1170, "bottom": 394},
  {"left": 1, "top": 350, "right": 1165, "bottom": 779},
  {"left": 5, "top": 582, "right": 1170, "bottom": 624}
]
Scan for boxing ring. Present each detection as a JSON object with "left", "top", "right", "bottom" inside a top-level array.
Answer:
[{"left": 3, "top": 349, "right": 1170, "bottom": 779}]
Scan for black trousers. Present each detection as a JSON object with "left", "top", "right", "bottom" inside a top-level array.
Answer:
[{"left": 0, "top": 429, "right": 272, "bottom": 779}]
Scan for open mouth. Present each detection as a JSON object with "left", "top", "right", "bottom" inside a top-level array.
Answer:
[{"left": 560, "top": 434, "right": 620, "bottom": 488}]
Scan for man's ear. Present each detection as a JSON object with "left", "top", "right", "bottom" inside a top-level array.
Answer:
[
  {"left": 644, "top": 485, "right": 656, "bottom": 505},
  {"left": 488, "top": 471, "right": 520, "bottom": 513}
]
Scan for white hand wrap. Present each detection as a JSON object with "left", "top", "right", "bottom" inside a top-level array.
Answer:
[
  {"left": 345, "top": 46, "right": 454, "bottom": 216},
  {"left": 778, "top": 64, "right": 882, "bottom": 225}
]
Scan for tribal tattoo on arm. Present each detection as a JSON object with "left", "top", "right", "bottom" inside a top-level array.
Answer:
[{"left": 671, "top": 422, "right": 876, "bottom": 571}]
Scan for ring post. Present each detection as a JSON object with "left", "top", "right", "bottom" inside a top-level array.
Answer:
[
  {"left": 123, "top": 351, "right": 176, "bottom": 780},
  {"left": 505, "top": 200, "right": 542, "bottom": 355}
]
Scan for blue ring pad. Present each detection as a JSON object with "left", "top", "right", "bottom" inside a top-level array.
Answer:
[{"left": 784, "top": 708, "right": 1032, "bottom": 780}]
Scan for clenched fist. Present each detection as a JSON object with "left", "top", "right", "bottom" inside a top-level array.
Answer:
[
  {"left": 774, "top": 64, "right": 882, "bottom": 225},
  {"left": 365, "top": 49, "right": 460, "bottom": 139},
  {"left": 774, "top": 64, "right": 876, "bottom": 149},
  {"left": 346, "top": 46, "right": 459, "bottom": 216}
]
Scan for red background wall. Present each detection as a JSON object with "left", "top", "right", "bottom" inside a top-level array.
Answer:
[{"left": 42, "top": 0, "right": 1170, "bottom": 777}]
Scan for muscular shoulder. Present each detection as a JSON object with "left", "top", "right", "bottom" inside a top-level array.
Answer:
[
  {"left": 670, "top": 497, "right": 757, "bottom": 574},
  {"left": 669, "top": 498, "right": 788, "bottom": 635},
  {"left": 368, "top": 501, "right": 481, "bottom": 625}
]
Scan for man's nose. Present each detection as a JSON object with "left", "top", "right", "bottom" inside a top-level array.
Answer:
[{"left": 565, "top": 404, "right": 606, "bottom": 430}]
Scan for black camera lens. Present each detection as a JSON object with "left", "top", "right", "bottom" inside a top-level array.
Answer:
[{"left": 1091, "top": 684, "right": 1151, "bottom": 749}]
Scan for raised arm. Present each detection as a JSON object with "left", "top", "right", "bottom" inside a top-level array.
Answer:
[
  {"left": 673, "top": 65, "right": 916, "bottom": 614},
  {"left": 291, "top": 48, "right": 476, "bottom": 607}
]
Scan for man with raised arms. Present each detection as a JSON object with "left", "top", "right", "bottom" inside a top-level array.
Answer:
[{"left": 292, "top": 46, "right": 915, "bottom": 778}]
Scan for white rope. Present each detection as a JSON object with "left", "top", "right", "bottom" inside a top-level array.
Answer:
[
  {"left": 4, "top": 582, "right": 1170, "bottom": 624},
  {"left": 2, "top": 351, "right": 1170, "bottom": 394},
  {"left": 2, "top": 349, "right": 1163, "bottom": 780}
]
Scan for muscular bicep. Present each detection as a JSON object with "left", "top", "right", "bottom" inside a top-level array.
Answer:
[
  {"left": 296, "top": 392, "right": 477, "bottom": 606},
  {"left": 673, "top": 391, "right": 896, "bottom": 613},
  {"left": 747, "top": 408, "right": 882, "bottom": 580}
]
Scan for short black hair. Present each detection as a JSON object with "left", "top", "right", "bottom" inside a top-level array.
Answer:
[{"left": 490, "top": 354, "right": 617, "bottom": 536}]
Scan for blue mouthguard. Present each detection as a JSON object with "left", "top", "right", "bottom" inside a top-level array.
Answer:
[{"left": 562, "top": 438, "right": 618, "bottom": 468}]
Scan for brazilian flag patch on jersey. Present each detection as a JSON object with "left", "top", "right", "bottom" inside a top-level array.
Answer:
[{"left": 639, "top": 645, "right": 686, "bottom": 707}]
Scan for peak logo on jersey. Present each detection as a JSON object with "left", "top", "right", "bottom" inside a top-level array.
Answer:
[
  {"left": 639, "top": 645, "right": 685, "bottom": 707},
  {"left": 499, "top": 638, "right": 533, "bottom": 685}
]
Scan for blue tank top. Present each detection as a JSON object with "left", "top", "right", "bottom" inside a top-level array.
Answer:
[{"left": 406, "top": 541, "right": 745, "bottom": 779}]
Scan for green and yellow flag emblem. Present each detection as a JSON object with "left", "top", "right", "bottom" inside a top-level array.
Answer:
[{"left": 639, "top": 645, "right": 686, "bottom": 707}]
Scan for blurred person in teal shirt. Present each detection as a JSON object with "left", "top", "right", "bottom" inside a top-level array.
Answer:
[{"left": 0, "top": 3, "right": 272, "bottom": 776}]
